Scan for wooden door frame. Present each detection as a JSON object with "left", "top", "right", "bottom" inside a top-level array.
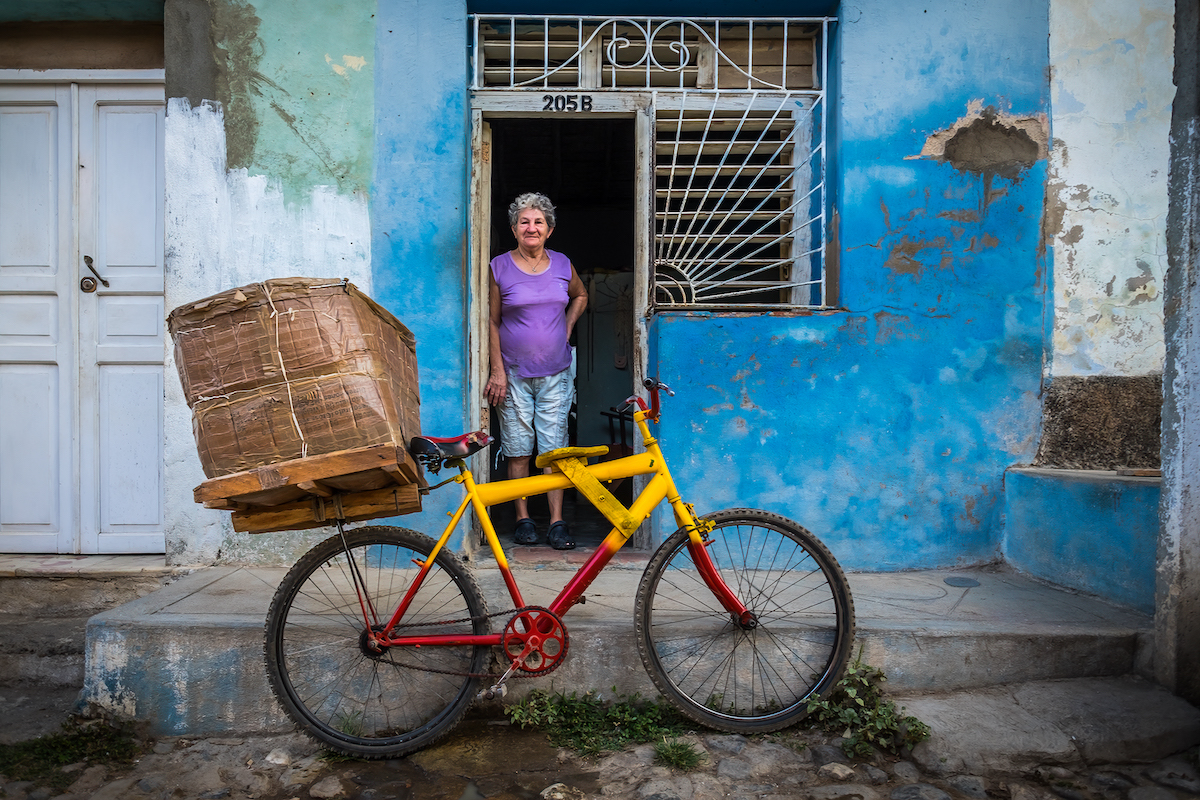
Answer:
[{"left": 467, "top": 93, "right": 654, "bottom": 549}]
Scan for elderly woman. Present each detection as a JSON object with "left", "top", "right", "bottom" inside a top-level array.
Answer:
[{"left": 485, "top": 193, "right": 588, "bottom": 549}]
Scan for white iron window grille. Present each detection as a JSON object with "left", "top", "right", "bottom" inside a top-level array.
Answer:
[{"left": 471, "top": 16, "right": 834, "bottom": 310}]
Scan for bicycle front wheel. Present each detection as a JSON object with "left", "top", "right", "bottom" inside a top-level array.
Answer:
[
  {"left": 264, "top": 526, "right": 489, "bottom": 758},
  {"left": 635, "top": 509, "right": 855, "bottom": 733}
]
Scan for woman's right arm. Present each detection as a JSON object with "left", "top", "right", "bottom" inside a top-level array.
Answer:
[{"left": 485, "top": 272, "right": 508, "bottom": 405}]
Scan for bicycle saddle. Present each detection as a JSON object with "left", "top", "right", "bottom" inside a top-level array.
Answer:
[{"left": 408, "top": 431, "right": 493, "bottom": 473}]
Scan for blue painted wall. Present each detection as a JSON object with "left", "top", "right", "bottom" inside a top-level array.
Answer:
[
  {"left": 1004, "top": 469, "right": 1159, "bottom": 613},
  {"left": 654, "top": 0, "right": 1050, "bottom": 569},
  {"left": 373, "top": 0, "right": 472, "bottom": 529},
  {"left": 372, "top": 0, "right": 1052, "bottom": 568}
]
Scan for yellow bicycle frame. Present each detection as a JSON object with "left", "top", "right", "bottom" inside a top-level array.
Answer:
[{"left": 378, "top": 403, "right": 751, "bottom": 647}]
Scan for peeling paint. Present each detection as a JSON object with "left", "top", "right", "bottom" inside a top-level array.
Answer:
[
  {"left": 326, "top": 53, "right": 367, "bottom": 76},
  {"left": 883, "top": 235, "right": 951, "bottom": 277},
  {"left": 917, "top": 100, "right": 1049, "bottom": 166},
  {"left": 163, "top": 98, "right": 372, "bottom": 564},
  {"left": 1047, "top": 0, "right": 1172, "bottom": 377},
  {"left": 205, "top": 0, "right": 375, "bottom": 200}
]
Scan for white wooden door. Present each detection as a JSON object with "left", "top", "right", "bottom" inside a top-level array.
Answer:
[{"left": 0, "top": 82, "right": 165, "bottom": 554}]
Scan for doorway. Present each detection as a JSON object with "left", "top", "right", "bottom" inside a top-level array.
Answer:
[{"left": 485, "top": 117, "right": 636, "bottom": 550}]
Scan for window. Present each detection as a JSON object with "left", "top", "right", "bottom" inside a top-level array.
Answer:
[{"left": 471, "top": 16, "right": 834, "bottom": 310}]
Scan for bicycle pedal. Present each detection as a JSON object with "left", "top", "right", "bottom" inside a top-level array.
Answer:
[{"left": 478, "top": 683, "right": 508, "bottom": 701}]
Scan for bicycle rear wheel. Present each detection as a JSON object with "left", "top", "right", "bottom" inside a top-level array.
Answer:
[
  {"left": 264, "top": 526, "right": 489, "bottom": 758},
  {"left": 635, "top": 508, "right": 854, "bottom": 733}
]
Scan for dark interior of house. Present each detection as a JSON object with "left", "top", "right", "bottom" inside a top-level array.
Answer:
[{"left": 486, "top": 118, "right": 638, "bottom": 550}]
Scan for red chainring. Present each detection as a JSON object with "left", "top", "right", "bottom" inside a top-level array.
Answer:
[{"left": 501, "top": 606, "right": 569, "bottom": 675}]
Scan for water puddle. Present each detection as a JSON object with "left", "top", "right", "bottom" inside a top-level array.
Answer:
[{"left": 326, "top": 716, "right": 601, "bottom": 800}]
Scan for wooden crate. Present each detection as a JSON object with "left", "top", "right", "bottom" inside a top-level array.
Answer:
[{"left": 193, "top": 445, "right": 425, "bottom": 533}]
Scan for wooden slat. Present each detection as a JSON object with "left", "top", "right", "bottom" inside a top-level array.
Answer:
[
  {"left": 381, "top": 463, "right": 417, "bottom": 486},
  {"left": 655, "top": 141, "right": 793, "bottom": 157},
  {"left": 657, "top": 211, "right": 794, "bottom": 223},
  {"left": 297, "top": 480, "right": 334, "bottom": 497},
  {"left": 657, "top": 188, "right": 794, "bottom": 199},
  {"left": 203, "top": 499, "right": 249, "bottom": 511},
  {"left": 233, "top": 485, "right": 423, "bottom": 534},
  {"left": 656, "top": 119, "right": 795, "bottom": 135},
  {"left": 193, "top": 445, "right": 419, "bottom": 504},
  {"left": 657, "top": 164, "right": 793, "bottom": 177}
]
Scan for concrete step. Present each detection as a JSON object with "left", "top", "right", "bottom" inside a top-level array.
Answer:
[
  {"left": 79, "top": 562, "right": 1155, "bottom": 738},
  {"left": 0, "top": 615, "right": 91, "bottom": 687},
  {"left": 895, "top": 676, "right": 1200, "bottom": 775},
  {"left": 0, "top": 555, "right": 188, "bottom": 690},
  {"left": 0, "top": 554, "right": 187, "bottom": 618}
]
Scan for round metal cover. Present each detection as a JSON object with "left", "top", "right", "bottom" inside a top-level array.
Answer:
[{"left": 944, "top": 576, "right": 981, "bottom": 588}]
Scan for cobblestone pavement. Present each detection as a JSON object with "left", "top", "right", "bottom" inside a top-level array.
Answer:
[{"left": 2, "top": 714, "right": 1199, "bottom": 800}]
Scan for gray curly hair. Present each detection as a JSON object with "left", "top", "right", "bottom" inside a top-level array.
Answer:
[{"left": 508, "top": 192, "right": 556, "bottom": 228}]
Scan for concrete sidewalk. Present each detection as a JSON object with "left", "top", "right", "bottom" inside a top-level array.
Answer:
[{"left": 43, "top": 550, "right": 1194, "bottom": 773}]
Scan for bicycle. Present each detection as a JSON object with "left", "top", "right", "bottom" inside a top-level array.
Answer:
[{"left": 263, "top": 378, "right": 855, "bottom": 758}]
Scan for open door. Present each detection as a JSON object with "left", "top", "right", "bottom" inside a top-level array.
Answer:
[{"left": 473, "top": 115, "right": 640, "bottom": 551}]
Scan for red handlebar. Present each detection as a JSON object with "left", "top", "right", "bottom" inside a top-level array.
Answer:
[{"left": 623, "top": 379, "right": 673, "bottom": 422}]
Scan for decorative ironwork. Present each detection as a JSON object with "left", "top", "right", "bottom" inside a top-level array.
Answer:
[
  {"left": 653, "top": 91, "right": 825, "bottom": 307},
  {"left": 471, "top": 15, "right": 834, "bottom": 309},
  {"left": 472, "top": 16, "right": 825, "bottom": 92}
]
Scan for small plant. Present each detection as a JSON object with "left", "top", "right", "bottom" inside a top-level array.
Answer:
[
  {"left": 334, "top": 710, "right": 366, "bottom": 737},
  {"left": 506, "top": 689, "right": 691, "bottom": 756},
  {"left": 804, "top": 649, "right": 931, "bottom": 758},
  {"left": 653, "top": 737, "right": 704, "bottom": 771},
  {"left": 0, "top": 719, "right": 145, "bottom": 791}
]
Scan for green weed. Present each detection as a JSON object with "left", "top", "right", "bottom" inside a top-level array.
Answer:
[
  {"left": 804, "top": 651, "right": 931, "bottom": 758},
  {"left": 505, "top": 689, "right": 690, "bottom": 756},
  {"left": 0, "top": 719, "right": 145, "bottom": 791},
  {"left": 653, "top": 737, "right": 705, "bottom": 771}
]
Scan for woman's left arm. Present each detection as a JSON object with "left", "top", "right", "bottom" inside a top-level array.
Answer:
[{"left": 565, "top": 265, "right": 588, "bottom": 335}]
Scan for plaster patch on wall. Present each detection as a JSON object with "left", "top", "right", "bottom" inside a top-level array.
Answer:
[
  {"left": 1046, "top": 0, "right": 1172, "bottom": 378},
  {"left": 914, "top": 101, "right": 1048, "bottom": 218},
  {"left": 916, "top": 100, "right": 1049, "bottom": 169},
  {"left": 163, "top": 98, "right": 371, "bottom": 565},
  {"left": 326, "top": 53, "right": 367, "bottom": 76},
  {"left": 208, "top": 0, "right": 266, "bottom": 173},
  {"left": 1035, "top": 375, "right": 1162, "bottom": 468}
]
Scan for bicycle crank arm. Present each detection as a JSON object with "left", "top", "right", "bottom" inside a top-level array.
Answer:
[{"left": 477, "top": 660, "right": 522, "bottom": 700}]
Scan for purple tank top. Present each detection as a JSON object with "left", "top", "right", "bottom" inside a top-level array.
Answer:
[{"left": 492, "top": 249, "right": 573, "bottom": 379}]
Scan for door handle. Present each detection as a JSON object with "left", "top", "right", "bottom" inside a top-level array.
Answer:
[{"left": 83, "top": 255, "right": 110, "bottom": 288}]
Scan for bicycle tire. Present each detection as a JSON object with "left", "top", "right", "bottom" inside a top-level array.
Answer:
[
  {"left": 634, "top": 508, "right": 855, "bottom": 733},
  {"left": 264, "top": 525, "right": 489, "bottom": 758}
]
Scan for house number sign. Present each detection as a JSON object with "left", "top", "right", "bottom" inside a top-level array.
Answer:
[{"left": 542, "top": 94, "right": 594, "bottom": 112}]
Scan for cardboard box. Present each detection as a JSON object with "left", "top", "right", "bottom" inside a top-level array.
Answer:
[{"left": 168, "top": 278, "right": 420, "bottom": 479}]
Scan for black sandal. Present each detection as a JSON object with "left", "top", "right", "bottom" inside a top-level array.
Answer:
[
  {"left": 513, "top": 517, "right": 538, "bottom": 545},
  {"left": 547, "top": 521, "right": 575, "bottom": 550}
]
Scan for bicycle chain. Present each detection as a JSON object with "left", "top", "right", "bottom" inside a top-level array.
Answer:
[{"left": 369, "top": 605, "right": 543, "bottom": 680}]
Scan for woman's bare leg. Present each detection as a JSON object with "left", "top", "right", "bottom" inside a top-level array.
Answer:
[{"left": 509, "top": 456, "right": 532, "bottom": 519}]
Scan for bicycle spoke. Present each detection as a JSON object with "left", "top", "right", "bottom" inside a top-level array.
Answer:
[
  {"left": 636, "top": 509, "right": 854, "bottom": 732},
  {"left": 265, "top": 527, "right": 489, "bottom": 758}
]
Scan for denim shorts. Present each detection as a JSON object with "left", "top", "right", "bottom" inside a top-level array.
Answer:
[{"left": 498, "top": 364, "right": 573, "bottom": 458}]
